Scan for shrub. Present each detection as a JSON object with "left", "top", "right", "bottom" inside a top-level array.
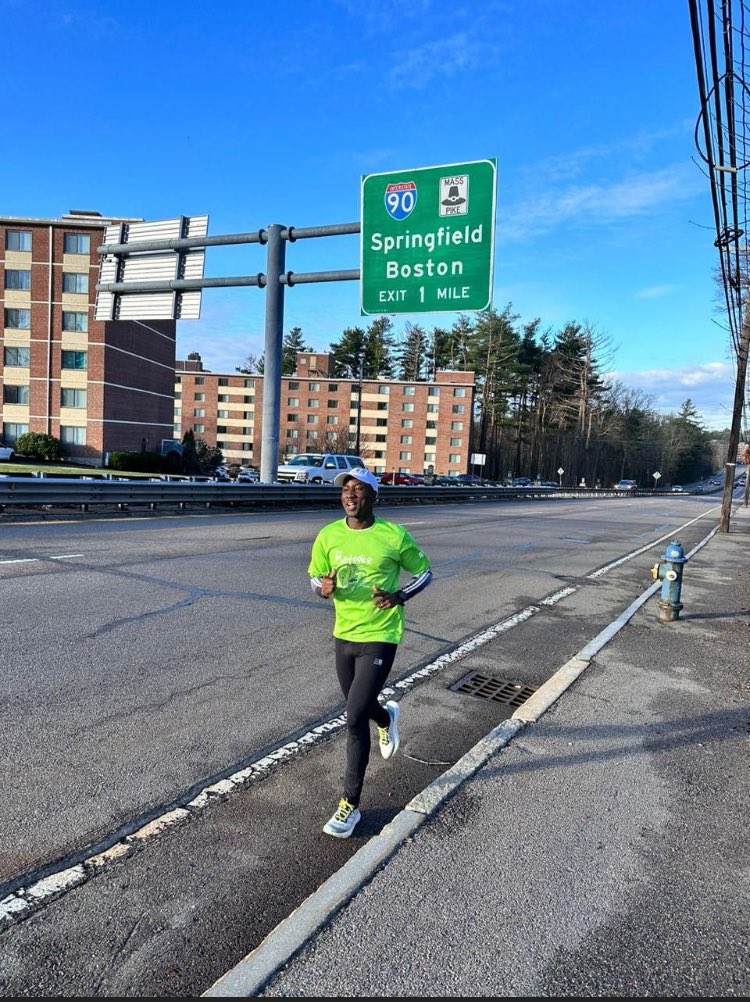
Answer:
[
  {"left": 15, "top": 432, "right": 63, "bottom": 461},
  {"left": 108, "top": 451, "right": 166, "bottom": 473}
]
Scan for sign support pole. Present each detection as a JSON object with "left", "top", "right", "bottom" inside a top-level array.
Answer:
[{"left": 261, "top": 225, "right": 286, "bottom": 484}]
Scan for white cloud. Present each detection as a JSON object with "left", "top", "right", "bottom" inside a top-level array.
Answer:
[
  {"left": 501, "top": 163, "right": 704, "bottom": 242},
  {"left": 388, "top": 31, "right": 489, "bottom": 89},
  {"left": 608, "top": 361, "right": 736, "bottom": 429},
  {"left": 634, "top": 284, "right": 680, "bottom": 300}
]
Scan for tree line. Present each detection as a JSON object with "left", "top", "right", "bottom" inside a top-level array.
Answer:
[{"left": 235, "top": 308, "right": 719, "bottom": 487}]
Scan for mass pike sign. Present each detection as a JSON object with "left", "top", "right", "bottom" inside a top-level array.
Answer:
[{"left": 360, "top": 159, "right": 497, "bottom": 316}]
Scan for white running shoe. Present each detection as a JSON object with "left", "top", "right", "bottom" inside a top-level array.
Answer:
[
  {"left": 378, "top": 700, "right": 401, "bottom": 760},
  {"left": 323, "top": 798, "right": 361, "bottom": 838}
]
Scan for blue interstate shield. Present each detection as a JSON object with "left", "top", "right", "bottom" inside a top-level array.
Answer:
[{"left": 384, "top": 181, "right": 417, "bottom": 221}]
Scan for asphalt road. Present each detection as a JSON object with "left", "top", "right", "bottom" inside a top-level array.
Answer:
[{"left": 0, "top": 492, "right": 725, "bottom": 996}]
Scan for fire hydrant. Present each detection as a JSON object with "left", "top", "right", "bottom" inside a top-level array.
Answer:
[{"left": 651, "top": 540, "right": 687, "bottom": 622}]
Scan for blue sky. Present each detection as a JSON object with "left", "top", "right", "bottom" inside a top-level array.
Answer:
[{"left": 2, "top": 0, "right": 737, "bottom": 428}]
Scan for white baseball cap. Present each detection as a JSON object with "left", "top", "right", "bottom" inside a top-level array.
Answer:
[{"left": 334, "top": 467, "right": 379, "bottom": 494}]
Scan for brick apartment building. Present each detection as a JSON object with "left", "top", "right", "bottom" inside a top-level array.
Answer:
[
  {"left": 0, "top": 211, "right": 176, "bottom": 463},
  {"left": 175, "top": 351, "right": 476, "bottom": 476}
]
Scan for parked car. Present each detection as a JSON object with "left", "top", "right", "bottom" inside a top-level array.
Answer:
[
  {"left": 614, "top": 479, "right": 637, "bottom": 491},
  {"left": 378, "top": 472, "right": 421, "bottom": 486},
  {"left": 275, "top": 453, "right": 365, "bottom": 485},
  {"left": 671, "top": 485, "right": 685, "bottom": 493},
  {"left": 456, "top": 474, "right": 484, "bottom": 486},
  {"left": 511, "top": 477, "right": 533, "bottom": 487},
  {"left": 212, "top": 466, "right": 232, "bottom": 482},
  {"left": 236, "top": 467, "right": 259, "bottom": 483},
  {"left": 0, "top": 441, "right": 16, "bottom": 461},
  {"left": 433, "top": 475, "right": 463, "bottom": 486}
]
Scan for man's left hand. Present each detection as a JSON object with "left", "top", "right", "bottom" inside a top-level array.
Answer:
[{"left": 372, "top": 587, "right": 403, "bottom": 610}]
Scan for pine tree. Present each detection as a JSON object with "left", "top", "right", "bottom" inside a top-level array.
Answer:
[
  {"left": 282, "top": 327, "right": 312, "bottom": 375},
  {"left": 397, "top": 322, "right": 428, "bottom": 381}
]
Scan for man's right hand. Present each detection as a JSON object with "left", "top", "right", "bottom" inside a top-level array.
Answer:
[{"left": 320, "top": 568, "right": 337, "bottom": 598}]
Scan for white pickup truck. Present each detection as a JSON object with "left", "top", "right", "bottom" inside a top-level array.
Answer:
[{"left": 276, "top": 453, "right": 365, "bottom": 485}]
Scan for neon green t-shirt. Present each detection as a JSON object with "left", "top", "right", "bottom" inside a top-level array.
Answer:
[{"left": 308, "top": 517, "right": 430, "bottom": 643}]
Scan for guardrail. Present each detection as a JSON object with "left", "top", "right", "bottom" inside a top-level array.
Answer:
[{"left": 0, "top": 478, "right": 684, "bottom": 513}]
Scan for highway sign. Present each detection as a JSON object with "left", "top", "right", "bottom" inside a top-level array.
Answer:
[{"left": 360, "top": 159, "right": 497, "bottom": 316}]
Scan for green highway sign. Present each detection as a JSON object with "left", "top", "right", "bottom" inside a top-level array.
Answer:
[{"left": 360, "top": 158, "right": 497, "bottom": 316}]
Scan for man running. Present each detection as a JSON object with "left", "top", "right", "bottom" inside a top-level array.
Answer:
[{"left": 309, "top": 467, "right": 432, "bottom": 838}]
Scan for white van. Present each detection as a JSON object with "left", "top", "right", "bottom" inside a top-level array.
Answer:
[{"left": 276, "top": 453, "right": 365, "bottom": 485}]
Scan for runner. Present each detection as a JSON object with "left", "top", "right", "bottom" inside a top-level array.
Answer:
[{"left": 308, "top": 467, "right": 432, "bottom": 838}]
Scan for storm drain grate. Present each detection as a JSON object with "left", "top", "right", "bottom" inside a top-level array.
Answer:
[{"left": 449, "top": 671, "right": 537, "bottom": 707}]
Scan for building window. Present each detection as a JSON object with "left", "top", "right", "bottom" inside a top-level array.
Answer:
[
  {"left": 376, "top": 418, "right": 387, "bottom": 426},
  {"left": 452, "top": 404, "right": 465, "bottom": 414},
  {"left": 4, "top": 385, "right": 29, "bottom": 405},
  {"left": 287, "top": 413, "right": 298, "bottom": 422},
  {"left": 428, "top": 387, "right": 440, "bottom": 397},
  {"left": 61, "top": 350, "right": 88, "bottom": 370},
  {"left": 244, "top": 410, "right": 253, "bottom": 419},
  {"left": 174, "top": 391, "right": 181, "bottom": 399},
  {"left": 327, "top": 416, "right": 339, "bottom": 425},
  {"left": 288, "top": 381, "right": 299, "bottom": 390},
  {"left": 307, "top": 415, "right": 318, "bottom": 424},
  {"left": 5, "top": 230, "right": 31, "bottom": 251},
  {"left": 62, "top": 311, "right": 88, "bottom": 332},
  {"left": 175, "top": 376, "right": 182, "bottom": 384},
  {"left": 426, "top": 437, "right": 437, "bottom": 445},
  {"left": 61, "top": 388, "right": 86, "bottom": 408},
  {"left": 400, "top": 435, "right": 412, "bottom": 444},
  {"left": 377, "top": 402, "right": 388, "bottom": 411},
  {"left": 426, "top": 420, "right": 437, "bottom": 429},
  {"left": 242, "top": 442, "right": 253, "bottom": 451},
  {"left": 451, "top": 421, "right": 464, "bottom": 430},
  {"left": 243, "top": 426, "right": 252, "bottom": 436},
  {"left": 4, "top": 346, "right": 30, "bottom": 367},
  {"left": 194, "top": 392, "right": 205, "bottom": 401},
  {"left": 306, "top": 430, "right": 317, "bottom": 440},
  {"left": 427, "top": 404, "right": 438, "bottom": 413},
  {"left": 60, "top": 426, "right": 86, "bottom": 445},
  {"left": 193, "top": 424, "right": 205, "bottom": 433},
  {"left": 218, "top": 377, "right": 229, "bottom": 386},
  {"left": 403, "top": 386, "right": 415, "bottom": 396},
  {"left": 195, "top": 376, "right": 205, "bottom": 385},
  {"left": 287, "top": 397, "right": 299, "bottom": 407},
  {"left": 4, "top": 308, "right": 30, "bottom": 329},
  {"left": 328, "top": 383, "right": 338, "bottom": 392},
  {"left": 378, "top": 385, "right": 389, "bottom": 395},
  {"left": 399, "top": 451, "right": 411, "bottom": 461},
  {"left": 174, "top": 407, "right": 181, "bottom": 417},
  {"left": 5, "top": 270, "right": 30, "bottom": 290},
  {"left": 193, "top": 408, "right": 205, "bottom": 417},
  {"left": 451, "top": 438, "right": 462, "bottom": 447},
  {"left": 449, "top": 454, "right": 461, "bottom": 464},
  {"left": 376, "top": 434, "right": 387, "bottom": 443},
  {"left": 218, "top": 409, "right": 229, "bottom": 419},
  {"left": 402, "top": 403, "right": 414, "bottom": 412},
  {"left": 327, "top": 399, "right": 338, "bottom": 408},
  {"left": 3, "top": 422, "right": 28, "bottom": 443},
  {"left": 62, "top": 273, "right": 89, "bottom": 294},
  {"left": 308, "top": 399, "right": 320, "bottom": 408},
  {"left": 308, "top": 382, "right": 320, "bottom": 391},
  {"left": 453, "top": 387, "right": 467, "bottom": 397},
  {"left": 244, "top": 378, "right": 255, "bottom": 388},
  {"left": 216, "top": 441, "right": 226, "bottom": 449},
  {"left": 286, "top": 429, "right": 299, "bottom": 439},
  {"left": 424, "top": 453, "right": 435, "bottom": 462},
  {"left": 218, "top": 394, "right": 229, "bottom": 402},
  {"left": 401, "top": 419, "right": 413, "bottom": 428},
  {"left": 64, "top": 234, "right": 90, "bottom": 254},
  {"left": 217, "top": 425, "right": 227, "bottom": 434},
  {"left": 244, "top": 395, "right": 254, "bottom": 403}
]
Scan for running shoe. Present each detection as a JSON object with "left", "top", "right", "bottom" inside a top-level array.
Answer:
[
  {"left": 323, "top": 798, "right": 361, "bottom": 838},
  {"left": 378, "top": 700, "right": 401, "bottom": 760}
]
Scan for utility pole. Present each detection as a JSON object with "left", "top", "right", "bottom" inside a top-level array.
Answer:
[{"left": 719, "top": 300, "right": 750, "bottom": 532}]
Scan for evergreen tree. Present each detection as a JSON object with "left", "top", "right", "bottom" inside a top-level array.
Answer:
[
  {"left": 235, "top": 352, "right": 264, "bottom": 374},
  {"left": 282, "top": 327, "right": 312, "bottom": 375},
  {"left": 181, "top": 429, "right": 200, "bottom": 474},
  {"left": 363, "top": 317, "right": 396, "bottom": 378},
  {"left": 329, "top": 326, "right": 366, "bottom": 377},
  {"left": 396, "top": 322, "right": 428, "bottom": 381}
]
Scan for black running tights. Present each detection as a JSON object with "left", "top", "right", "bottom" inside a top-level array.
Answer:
[{"left": 334, "top": 639, "right": 398, "bottom": 806}]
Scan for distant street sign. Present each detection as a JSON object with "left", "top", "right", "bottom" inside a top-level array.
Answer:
[
  {"left": 653, "top": 471, "right": 662, "bottom": 481},
  {"left": 360, "top": 159, "right": 497, "bottom": 316},
  {"left": 471, "top": 453, "right": 486, "bottom": 465},
  {"left": 95, "top": 215, "right": 208, "bottom": 321}
]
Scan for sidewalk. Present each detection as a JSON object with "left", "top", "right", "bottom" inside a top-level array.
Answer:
[{"left": 206, "top": 506, "right": 750, "bottom": 998}]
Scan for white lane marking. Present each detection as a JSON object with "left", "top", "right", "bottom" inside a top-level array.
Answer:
[
  {"left": 0, "top": 558, "right": 37, "bottom": 565},
  {"left": 50, "top": 554, "right": 84, "bottom": 560},
  {"left": 587, "top": 506, "right": 720, "bottom": 578}
]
